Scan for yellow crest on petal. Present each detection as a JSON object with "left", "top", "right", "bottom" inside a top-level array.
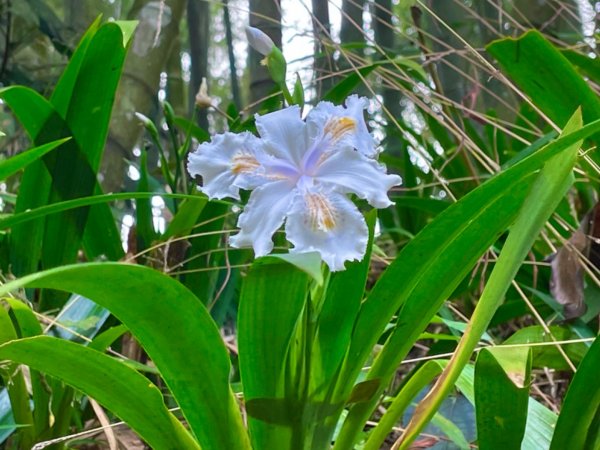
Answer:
[
  {"left": 306, "top": 193, "right": 337, "bottom": 232},
  {"left": 231, "top": 153, "right": 260, "bottom": 174},
  {"left": 324, "top": 116, "right": 356, "bottom": 142}
]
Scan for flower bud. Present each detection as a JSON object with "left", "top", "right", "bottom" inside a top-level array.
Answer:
[
  {"left": 195, "top": 77, "right": 212, "bottom": 108},
  {"left": 245, "top": 26, "right": 275, "bottom": 56}
]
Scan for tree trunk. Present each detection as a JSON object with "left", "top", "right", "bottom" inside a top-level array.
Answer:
[
  {"left": 248, "top": 0, "right": 282, "bottom": 106},
  {"left": 311, "top": 0, "right": 333, "bottom": 97},
  {"left": 223, "top": 0, "right": 241, "bottom": 110},
  {"left": 339, "top": 0, "right": 365, "bottom": 66},
  {"left": 102, "top": 0, "right": 186, "bottom": 193},
  {"left": 187, "top": 0, "right": 210, "bottom": 129},
  {"left": 373, "top": 0, "right": 401, "bottom": 154}
]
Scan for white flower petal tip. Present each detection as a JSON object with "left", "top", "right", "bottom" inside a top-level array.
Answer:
[
  {"left": 245, "top": 26, "right": 275, "bottom": 56},
  {"left": 306, "top": 95, "right": 378, "bottom": 158},
  {"left": 186, "top": 131, "right": 263, "bottom": 200}
]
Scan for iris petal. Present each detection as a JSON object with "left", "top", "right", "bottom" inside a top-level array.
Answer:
[
  {"left": 255, "top": 106, "right": 308, "bottom": 166},
  {"left": 306, "top": 95, "right": 376, "bottom": 157},
  {"left": 315, "top": 147, "right": 401, "bottom": 208},
  {"left": 187, "top": 131, "right": 261, "bottom": 200},
  {"left": 229, "top": 180, "right": 295, "bottom": 257},
  {"left": 286, "top": 190, "right": 368, "bottom": 271}
]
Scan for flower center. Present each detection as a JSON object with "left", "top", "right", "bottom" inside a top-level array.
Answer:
[
  {"left": 324, "top": 117, "right": 356, "bottom": 142},
  {"left": 306, "top": 192, "right": 337, "bottom": 232},
  {"left": 231, "top": 153, "right": 260, "bottom": 174}
]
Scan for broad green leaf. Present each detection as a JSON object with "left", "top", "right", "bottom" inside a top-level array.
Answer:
[
  {"left": 238, "top": 259, "right": 310, "bottom": 449},
  {"left": 49, "top": 16, "right": 102, "bottom": 114},
  {"left": 475, "top": 347, "right": 531, "bottom": 450},
  {"left": 0, "top": 391, "right": 16, "bottom": 444},
  {"left": 487, "top": 30, "right": 600, "bottom": 154},
  {"left": 0, "top": 336, "right": 200, "bottom": 450},
  {"left": 42, "top": 21, "right": 135, "bottom": 276},
  {"left": 392, "top": 196, "right": 450, "bottom": 216},
  {"left": 503, "top": 325, "right": 588, "bottom": 370},
  {"left": 550, "top": 335, "right": 600, "bottom": 450},
  {"left": 113, "top": 20, "right": 138, "bottom": 47},
  {"left": 0, "top": 138, "right": 70, "bottom": 180},
  {"left": 0, "top": 263, "right": 250, "bottom": 450},
  {"left": 333, "top": 112, "right": 600, "bottom": 450},
  {"left": 454, "top": 363, "right": 557, "bottom": 450},
  {"left": 0, "top": 86, "right": 60, "bottom": 277},
  {"left": 394, "top": 110, "right": 582, "bottom": 449},
  {"left": 563, "top": 49, "right": 600, "bottom": 85}
]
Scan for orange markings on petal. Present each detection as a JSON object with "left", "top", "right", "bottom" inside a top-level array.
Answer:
[
  {"left": 231, "top": 153, "right": 260, "bottom": 174},
  {"left": 306, "top": 193, "right": 337, "bottom": 232},
  {"left": 324, "top": 116, "right": 356, "bottom": 142}
]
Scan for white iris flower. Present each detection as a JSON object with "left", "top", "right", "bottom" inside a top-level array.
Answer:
[{"left": 187, "top": 96, "right": 401, "bottom": 271}]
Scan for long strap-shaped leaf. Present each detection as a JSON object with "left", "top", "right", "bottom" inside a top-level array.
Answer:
[
  {"left": 393, "top": 110, "right": 583, "bottom": 449},
  {"left": 0, "top": 336, "right": 200, "bottom": 450},
  {"left": 0, "top": 263, "right": 251, "bottom": 450},
  {"left": 550, "top": 334, "right": 600, "bottom": 449},
  {"left": 332, "top": 111, "right": 598, "bottom": 449}
]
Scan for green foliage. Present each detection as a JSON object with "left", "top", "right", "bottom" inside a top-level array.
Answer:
[
  {"left": 0, "top": 6, "right": 598, "bottom": 450},
  {"left": 475, "top": 347, "right": 531, "bottom": 450},
  {"left": 550, "top": 335, "right": 600, "bottom": 450}
]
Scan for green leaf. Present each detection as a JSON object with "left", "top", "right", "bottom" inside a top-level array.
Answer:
[
  {"left": 550, "top": 335, "right": 600, "bottom": 450},
  {"left": 454, "top": 363, "right": 557, "bottom": 450},
  {"left": 392, "top": 197, "right": 450, "bottom": 216},
  {"left": 174, "top": 116, "right": 210, "bottom": 143},
  {"left": 1, "top": 298, "right": 49, "bottom": 439},
  {"left": 292, "top": 73, "right": 305, "bottom": 108},
  {"left": 238, "top": 259, "right": 310, "bottom": 449},
  {"left": 0, "top": 138, "right": 70, "bottom": 180},
  {"left": 475, "top": 347, "right": 531, "bottom": 450},
  {"left": 0, "top": 305, "right": 34, "bottom": 449},
  {"left": 42, "top": 21, "right": 135, "bottom": 274},
  {"left": 0, "top": 263, "right": 250, "bottom": 450},
  {"left": 363, "top": 361, "right": 443, "bottom": 450},
  {"left": 0, "top": 19, "right": 134, "bottom": 280},
  {"left": 333, "top": 112, "right": 600, "bottom": 450},
  {"left": 323, "top": 65, "right": 377, "bottom": 103},
  {"left": 0, "top": 86, "right": 60, "bottom": 276},
  {"left": 486, "top": 31, "right": 600, "bottom": 147},
  {"left": 163, "top": 195, "right": 208, "bottom": 239},
  {"left": 395, "top": 110, "right": 583, "bottom": 449},
  {"left": 262, "top": 252, "right": 323, "bottom": 286},
  {"left": 136, "top": 150, "right": 156, "bottom": 251},
  {"left": 316, "top": 211, "right": 375, "bottom": 383},
  {"left": 0, "top": 192, "right": 195, "bottom": 231},
  {"left": 503, "top": 325, "right": 588, "bottom": 370},
  {"left": 0, "top": 336, "right": 200, "bottom": 450}
]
